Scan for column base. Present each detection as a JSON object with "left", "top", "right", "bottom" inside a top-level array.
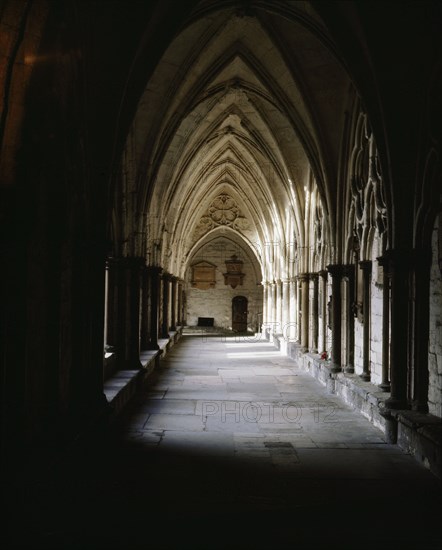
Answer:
[
  {"left": 383, "top": 415, "right": 398, "bottom": 443},
  {"left": 144, "top": 343, "right": 160, "bottom": 351},
  {"left": 123, "top": 358, "right": 143, "bottom": 370},
  {"left": 329, "top": 363, "right": 342, "bottom": 373},
  {"left": 412, "top": 401, "right": 429, "bottom": 413},
  {"left": 378, "top": 382, "right": 391, "bottom": 392},
  {"left": 344, "top": 365, "right": 355, "bottom": 374},
  {"left": 384, "top": 397, "right": 409, "bottom": 410},
  {"left": 359, "top": 372, "right": 371, "bottom": 382}
]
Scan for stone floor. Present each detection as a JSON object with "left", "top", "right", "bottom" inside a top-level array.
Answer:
[{"left": 11, "top": 335, "right": 441, "bottom": 549}]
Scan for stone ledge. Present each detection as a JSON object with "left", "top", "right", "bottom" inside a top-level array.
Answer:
[
  {"left": 391, "top": 410, "right": 442, "bottom": 478},
  {"left": 283, "top": 340, "right": 442, "bottom": 478},
  {"left": 104, "top": 327, "right": 183, "bottom": 418}
]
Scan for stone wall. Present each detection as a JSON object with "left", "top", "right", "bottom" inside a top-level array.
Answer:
[
  {"left": 428, "top": 217, "right": 442, "bottom": 418},
  {"left": 185, "top": 238, "right": 263, "bottom": 330}
]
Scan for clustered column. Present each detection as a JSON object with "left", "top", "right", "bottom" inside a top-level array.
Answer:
[
  {"left": 326, "top": 264, "right": 343, "bottom": 372},
  {"left": 411, "top": 248, "right": 431, "bottom": 412},
  {"left": 270, "top": 280, "right": 277, "bottom": 331},
  {"left": 359, "top": 260, "right": 372, "bottom": 381},
  {"left": 311, "top": 274, "right": 319, "bottom": 353},
  {"left": 386, "top": 250, "right": 411, "bottom": 410},
  {"left": 146, "top": 266, "right": 162, "bottom": 350},
  {"left": 282, "top": 278, "right": 290, "bottom": 340},
  {"left": 342, "top": 265, "right": 355, "bottom": 374},
  {"left": 275, "top": 279, "right": 282, "bottom": 333},
  {"left": 177, "top": 279, "right": 183, "bottom": 327},
  {"left": 377, "top": 255, "right": 391, "bottom": 391},
  {"left": 289, "top": 276, "right": 297, "bottom": 341},
  {"left": 105, "top": 257, "right": 144, "bottom": 369},
  {"left": 262, "top": 282, "right": 268, "bottom": 335},
  {"left": 170, "top": 276, "right": 177, "bottom": 331},
  {"left": 319, "top": 270, "right": 328, "bottom": 353},
  {"left": 299, "top": 273, "right": 309, "bottom": 351},
  {"left": 161, "top": 273, "right": 170, "bottom": 339},
  {"left": 140, "top": 265, "right": 150, "bottom": 350}
]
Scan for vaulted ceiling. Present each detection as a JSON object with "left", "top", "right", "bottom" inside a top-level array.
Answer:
[{"left": 124, "top": 1, "right": 352, "bottom": 278}]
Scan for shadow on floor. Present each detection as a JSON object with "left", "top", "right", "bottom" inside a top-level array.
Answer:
[{"left": 5, "top": 427, "right": 441, "bottom": 550}]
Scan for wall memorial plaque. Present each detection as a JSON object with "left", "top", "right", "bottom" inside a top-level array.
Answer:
[{"left": 191, "top": 261, "right": 217, "bottom": 289}]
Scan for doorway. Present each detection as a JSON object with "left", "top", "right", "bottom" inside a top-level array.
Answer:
[{"left": 232, "top": 296, "right": 248, "bottom": 332}]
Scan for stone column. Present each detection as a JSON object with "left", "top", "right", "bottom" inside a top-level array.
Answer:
[
  {"left": 282, "top": 278, "right": 290, "bottom": 339},
  {"left": 105, "top": 257, "right": 144, "bottom": 368},
  {"left": 377, "top": 255, "right": 391, "bottom": 391},
  {"left": 385, "top": 250, "right": 411, "bottom": 410},
  {"left": 140, "top": 265, "right": 150, "bottom": 350},
  {"left": 311, "top": 273, "right": 319, "bottom": 353},
  {"left": 297, "top": 275, "right": 302, "bottom": 344},
  {"left": 319, "top": 270, "right": 328, "bottom": 353},
  {"left": 122, "top": 257, "right": 144, "bottom": 368},
  {"left": 105, "top": 257, "right": 120, "bottom": 353},
  {"left": 161, "top": 273, "right": 170, "bottom": 338},
  {"left": 299, "top": 273, "right": 309, "bottom": 351},
  {"left": 342, "top": 265, "right": 355, "bottom": 373},
  {"left": 177, "top": 279, "right": 183, "bottom": 327},
  {"left": 326, "top": 265, "right": 343, "bottom": 372},
  {"left": 359, "top": 260, "right": 372, "bottom": 381},
  {"left": 412, "top": 248, "right": 431, "bottom": 412},
  {"left": 170, "top": 276, "right": 177, "bottom": 331},
  {"left": 275, "top": 279, "right": 282, "bottom": 333},
  {"left": 270, "top": 281, "right": 277, "bottom": 329},
  {"left": 289, "top": 277, "right": 297, "bottom": 341},
  {"left": 147, "top": 266, "right": 161, "bottom": 350},
  {"left": 262, "top": 282, "right": 268, "bottom": 333}
]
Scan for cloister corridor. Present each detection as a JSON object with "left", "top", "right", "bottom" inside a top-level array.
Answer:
[
  {"left": 1, "top": 2, "right": 441, "bottom": 549},
  {"left": 17, "top": 334, "right": 440, "bottom": 550}
]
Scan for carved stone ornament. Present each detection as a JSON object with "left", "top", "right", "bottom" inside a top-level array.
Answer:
[
  {"left": 223, "top": 254, "right": 245, "bottom": 289},
  {"left": 193, "top": 194, "right": 250, "bottom": 240}
]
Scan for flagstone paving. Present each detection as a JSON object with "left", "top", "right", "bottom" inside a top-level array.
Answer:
[{"left": 22, "top": 335, "right": 441, "bottom": 550}]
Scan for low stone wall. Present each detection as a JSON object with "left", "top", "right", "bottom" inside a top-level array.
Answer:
[
  {"left": 104, "top": 328, "right": 183, "bottom": 418},
  {"left": 270, "top": 335, "right": 442, "bottom": 479}
]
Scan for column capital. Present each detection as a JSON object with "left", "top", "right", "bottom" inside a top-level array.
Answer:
[
  {"left": 281, "top": 277, "right": 291, "bottom": 285},
  {"left": 377, "top": 253, "right": 390, "bottom": 267},
  {"left": 309, "top": 272, "right": 319, "bottom": 282},
  {"left": 359, "top": 259, "right": 372, "bottom": 272},
  {"left": 341, "top": 264, "right": 355, "bottom": 281},
  {"left": 318, "top": 269, "right": 328, "bottom": 279},
  {"left": 106, "top": 256, "right": 145, "bottom": 269},
  {"left": 326, "top": 264, "right": 345, "bottom": 278},
  {"left": 297, "top": 272, "right": 309, "bottom": 282},
  {"left": 146, "top": 265, "right": 163, "bottom": 275},
  {"left": 384, "top": 248, "right": 414, "bottom": 271}
]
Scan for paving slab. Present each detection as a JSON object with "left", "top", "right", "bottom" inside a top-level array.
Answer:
[{"left": 98, "top": 334, "right": 442, "bottom": 550}]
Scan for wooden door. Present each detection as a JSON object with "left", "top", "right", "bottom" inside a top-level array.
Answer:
[{"left": 232, "top": 296, "right": 248, "bottom": 332}]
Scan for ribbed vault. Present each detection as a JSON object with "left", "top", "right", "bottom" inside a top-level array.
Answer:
[{"left": 121, "top": 1, "right": 352, "bottom": 279}]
